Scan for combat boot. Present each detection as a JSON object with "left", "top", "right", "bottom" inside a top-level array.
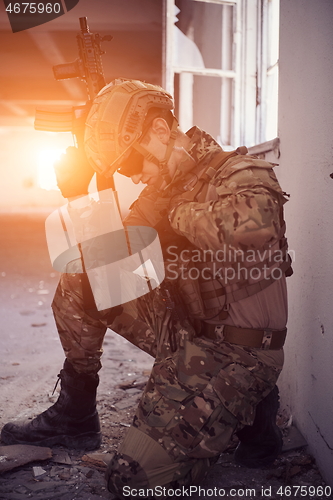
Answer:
[
  {"left": 0, "top": 360, "right": 101, "bottom": 450},
  {"left": 234, "top": 385, "right": 283, "bottom": 468}
]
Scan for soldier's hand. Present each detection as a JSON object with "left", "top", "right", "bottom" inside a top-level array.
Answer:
[{"left": 54, "top": 146, "right": 95, "bottom": 199}]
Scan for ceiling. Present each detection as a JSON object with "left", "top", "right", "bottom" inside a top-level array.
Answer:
[{"left": 0, "top": 0, "right": 163, "bottom": 127}]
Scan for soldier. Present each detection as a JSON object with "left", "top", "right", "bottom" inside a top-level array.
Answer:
[{"left": 1, "top": 79, "right": 291, "bottom": 497}]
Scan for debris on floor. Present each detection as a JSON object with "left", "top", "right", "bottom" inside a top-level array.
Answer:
[
  {"left": 282, "top": 424, "right": 308, "bottom": 452},
  {"left": 0, "top": 444, "right": 52, "bottom": 473}
]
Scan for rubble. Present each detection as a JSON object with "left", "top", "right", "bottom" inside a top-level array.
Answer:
[
  {"left": 0, "top": 444, "right": 52, "bottom": 473},
  {"left": 32, "top": 466, "right": 47, "bottom": 478}
]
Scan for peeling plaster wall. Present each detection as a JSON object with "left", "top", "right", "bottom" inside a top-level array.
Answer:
[{"left": 277, "top": 0, "right": 333, "bottom": 486}]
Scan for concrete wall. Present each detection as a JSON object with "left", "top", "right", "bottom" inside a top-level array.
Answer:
[{"left": 277, "top": 0, "right": 333, "bottom": 486}]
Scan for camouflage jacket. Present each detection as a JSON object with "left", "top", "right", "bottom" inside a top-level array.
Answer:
[{"left": 125, "top": 127, "right": 289, "bottom": 326}]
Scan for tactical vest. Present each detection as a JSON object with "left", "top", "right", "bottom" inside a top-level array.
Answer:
[{"left": 160, "top": 150, "right": 291, "bottom": 323}]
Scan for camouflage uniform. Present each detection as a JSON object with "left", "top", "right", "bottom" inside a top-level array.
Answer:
[{"left": 52, "top": 127, "right": 287, "bottom": 497}]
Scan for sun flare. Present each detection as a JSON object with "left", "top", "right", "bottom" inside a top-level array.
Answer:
[{"left": 37, "top": 149, "right": 65, "bottom": 191}]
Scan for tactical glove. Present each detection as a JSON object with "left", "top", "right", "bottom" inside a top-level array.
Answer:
[{"left": 54, "top": 146, "right": 95, "bottom": 199}]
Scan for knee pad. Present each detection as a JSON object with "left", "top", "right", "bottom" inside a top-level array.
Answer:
[{"left": 106, "top": 451, "right": 149, "bottom": 497}]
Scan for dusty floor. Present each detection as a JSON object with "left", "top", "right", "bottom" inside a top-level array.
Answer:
[{"left": 0, "top": 212, "right": 331, "bottom": 500}]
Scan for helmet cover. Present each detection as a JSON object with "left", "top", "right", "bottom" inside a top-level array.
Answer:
[{"left": 84, "top": 79, "right": 174, "bottom": 177}]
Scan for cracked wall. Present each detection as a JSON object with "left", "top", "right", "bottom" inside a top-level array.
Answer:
[{"left": 277, "top": 0, "right": 333, "bottom": 487}]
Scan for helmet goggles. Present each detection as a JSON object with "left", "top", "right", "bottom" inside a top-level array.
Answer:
[{"left": 117, "top": 147, "right": 144, "bottom": 178}]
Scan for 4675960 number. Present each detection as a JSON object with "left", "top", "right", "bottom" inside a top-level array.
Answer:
[
  {"left": 276, "top": 485, "right": 332, "bottom": 497},
  {"left": 5, "top": 2, "right": 61, "bottom": 14}
]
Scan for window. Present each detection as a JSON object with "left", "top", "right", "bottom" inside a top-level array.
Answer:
[{"left": 163, "top": 0, "right": 280, "bottom": 149}]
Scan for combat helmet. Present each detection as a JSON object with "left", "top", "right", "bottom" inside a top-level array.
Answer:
[{"left": 84, "top": 79, "right": 179, "bottom": 187}]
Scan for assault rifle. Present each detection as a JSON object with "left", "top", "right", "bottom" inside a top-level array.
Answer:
[
  {"left": 34, "top": 17, "right": 114, "bottom": 191},
  {"left": 37, "top": 17, "right": 117, "bottom": 312}
]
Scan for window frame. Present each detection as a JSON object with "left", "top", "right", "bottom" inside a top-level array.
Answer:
[
  {"left": 163, "top": 0, "right": 241, "bottom": 147},
  {"left": 162, "top": 0, "right": 280, "bottom": 149}
]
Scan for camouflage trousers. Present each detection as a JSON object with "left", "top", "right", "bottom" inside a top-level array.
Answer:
[{"left": 52, "top": 271, "right": 284, "bottom": 498}]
